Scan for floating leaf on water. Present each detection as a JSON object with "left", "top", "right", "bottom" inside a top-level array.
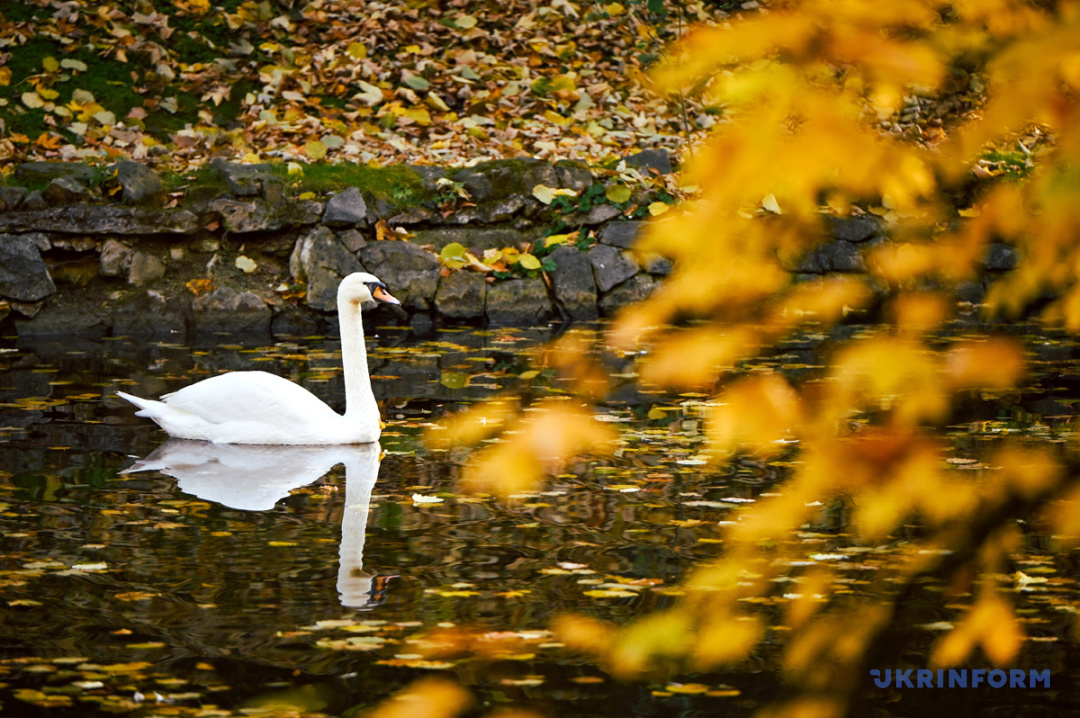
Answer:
[
  {"left": 439, "top": 371, "right": 468, "bottom": 389},
  {"left": 115, "top": 591, "right": 159, "bottom": 601},
  {"left": 99, "top": 662, "right": 154, "bottom": 674},
  {"left": 500, "top": 676, "right": 544, "bottom": 686},
  {"left": 584, "top": 589, "right": 638, "bottom": 599},
  {"left": 919, "top": 621, "right": 955, "bottom": 631},
  {"left": 315, "top": 636, "right": 388, "bottom": 651},
  {"left": 666, "top": 683, "right": 710, "bottom": 694},
  {"left": 375, "top": 658, "right": 458, "bottom": 670},
  {"left": 73, "top": 681, "right": 105, "bottom": 690},
  {"left": 412, "top": 494, "right": 444, "bottom": 504}
]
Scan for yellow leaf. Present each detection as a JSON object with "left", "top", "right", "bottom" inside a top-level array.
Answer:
[
  {"left": 532, "top": 185, "right": 577, "bottom": 205},
  {"left": 186, "top": 278, "right": 214, "bottom": 296},
  {"left": 401, "top": 106, "right": 431, "bottom": 125},
  {"left": 304, "top": 139, "right": 327, "bottom": 160},
  {"left": 518, "top": 253, "right": 542, "bottom": 271},
  {"left": 298, "top": 191, "right": 316, "bottom": 200},
  {"left": 439, "top": 242, "right": 468, "bottom": 269},
  {"left": 454, "top": 15, "right": 478, "bottom": 29},
  {"left": 544, "top": 109, "right": 570, "bottom": 126},
  {"left": 235, "top": 255, "right": 258, "bottom": 274},
  {"left": 346, "top": 42, "right": 367, "bottom": 60},
  {"left": 762, "top": 193, "right": 781, "bottom": 214},
  {"left": 543, "top": 232, "right": 576, "bottom": 246},
  {"left": 425, "top": 92, "right": 450, "bottom": 112},
  {"left": 0, "top": 67, "right": 11, "bottom": 85},
  {"left": 605, "top": 184, "right": 632, "bottom": 203},
  {"left": 532, "top": 184, "right": 557, "bottom": 204},
  {"left": 42, "top": 56, "right": 59, "bottom": 72},
  {"left": 22, "top": 92, "right": 44, "bottom": 109},
  {"left": 354, "top": 81, "right": 384, "bottom": 106},
  {"left": 648, "top": 202, "right": 671, "bottom": 216}
]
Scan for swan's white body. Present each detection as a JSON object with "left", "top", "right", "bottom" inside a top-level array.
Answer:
[{"left": 117, "top": 272, "right": 397, "bottom": 445}]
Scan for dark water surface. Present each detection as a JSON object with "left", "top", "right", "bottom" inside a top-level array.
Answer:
[{"left": 2, "top": 323, "right": 1080, "bottom": 717}]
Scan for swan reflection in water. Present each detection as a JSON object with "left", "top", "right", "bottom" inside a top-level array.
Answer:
[{"left": 123, "top": 440, "right": 394, "bottom": 608}]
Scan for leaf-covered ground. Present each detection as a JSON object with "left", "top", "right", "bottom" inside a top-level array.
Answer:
[{"left": 0, "top": 0, "right": 736, "bottom": 173}]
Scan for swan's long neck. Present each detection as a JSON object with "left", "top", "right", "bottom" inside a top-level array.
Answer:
[
  {"left": 338, "top": 299, "right": 375, "bottom": 421},
  {"left": 337, "top": 447, "right": 380, "bottom": 607}
]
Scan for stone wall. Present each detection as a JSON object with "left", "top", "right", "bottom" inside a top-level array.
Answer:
[{"left": 0, "top": 157, "right": 1015, "bottom": 339}]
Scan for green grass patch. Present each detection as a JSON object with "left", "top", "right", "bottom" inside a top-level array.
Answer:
[
  {"left": 0, "top": 35, "right": 201, "bottom": 140},
  {"left": 282, "top": 164, "right": 435, "bottom": 205},
  {"left": 980, "top": 149, "right": 1033, "bottom": 180},
  {"left": 0, "top": 3, "right": 53, "bottom": 23}
]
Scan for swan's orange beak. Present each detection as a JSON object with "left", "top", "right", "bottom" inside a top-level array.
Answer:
[{"left": 373, "top": 286, "right": 400, "bottom": 305}]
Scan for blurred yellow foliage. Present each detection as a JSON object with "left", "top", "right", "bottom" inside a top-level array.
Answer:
[
  {"left": 423, "top": 1, "right": 1080, "bottom": 716},
  {"left": 365, "top": 677, "right": 473, "bottom": 718},
  {"left": 931, "top": 594, "right": 1024, "bottom": 667},
  {"left": 706, "top": 373, "right": 802, "bottom": 457},
  {"left": 461, "top": 400, "right": 615, "bottom": 498}
]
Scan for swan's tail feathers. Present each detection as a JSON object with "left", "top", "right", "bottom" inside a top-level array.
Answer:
[
  {"left": 116, "top": 390, "right": 159, "bottom": 418},
  {"left": 120, "top": 458, "right": 157, "bottom": 475}
]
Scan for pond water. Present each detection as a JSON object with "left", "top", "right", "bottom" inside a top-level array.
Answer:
[{"left": 2, "top": 321, "right": 1080, "bottom": 717}]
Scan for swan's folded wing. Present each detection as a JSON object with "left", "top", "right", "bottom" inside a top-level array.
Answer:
[{"left": 160, "top": 371, "right": 342, "bottom": 426}]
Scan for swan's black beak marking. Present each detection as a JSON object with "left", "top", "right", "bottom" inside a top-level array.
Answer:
[{"left": 368, "top": 283, "right": 401, "bottom": 306}]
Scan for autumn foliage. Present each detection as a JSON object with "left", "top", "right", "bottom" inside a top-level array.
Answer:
[
  {"left": 0, "top": 0, "right": 704, "bottom": 169},
  {"left": 426, "top": 1, "right": 1080, "bottom": 717}
]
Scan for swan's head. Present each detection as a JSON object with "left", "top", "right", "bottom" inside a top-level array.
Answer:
[{"left": 339, "top": 272, "right": 400, "bottom": 310}]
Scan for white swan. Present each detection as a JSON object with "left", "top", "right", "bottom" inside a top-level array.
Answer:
[{"left": 117, "top": 272, "right": 399, "bottom": 445}]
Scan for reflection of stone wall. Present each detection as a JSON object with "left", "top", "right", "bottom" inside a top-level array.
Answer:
[{"left": 0, "top": 159, "right": 1016, "bottom": 337}]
